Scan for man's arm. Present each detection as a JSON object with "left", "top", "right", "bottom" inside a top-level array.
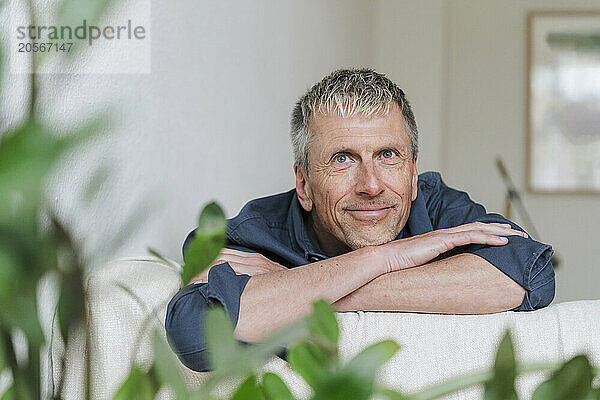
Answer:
[
  {"left": 234, "top": 245, "right": 383, "bottom": 342},
  {"left": 234, "top": 222, "right": 523, "bottom": 342},
  {"left": 332, "top": 253, "right": 525, "bottom": 314}
]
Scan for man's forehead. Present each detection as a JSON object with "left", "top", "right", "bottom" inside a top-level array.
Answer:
[
  {"left": 310, "top": 102, "right": 405, "bottom": 131},
  {"left": 308, "top": 107, "right": 409, "bottom": 152}
]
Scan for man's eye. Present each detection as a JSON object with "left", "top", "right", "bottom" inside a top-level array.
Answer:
[
  {"left": 382, "top": 149, "right": 396, "bottom": 159},
  {"left": 334, "top": 153, "right": 349, "bottom": 163}
]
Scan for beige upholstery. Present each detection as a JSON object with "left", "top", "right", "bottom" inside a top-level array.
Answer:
[{"left": 51, "top": 257, "right": 600, "bottom": 399}]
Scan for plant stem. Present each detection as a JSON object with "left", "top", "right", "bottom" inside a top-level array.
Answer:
[
  {"left": 85, "top": 315, "right": 92, "bottom": 400},
  {"left": 25, "top": 0, "right": 37, "bottom": 116},
  {"left": 27, "top": 341, "right": 41, "bottom": 399}
]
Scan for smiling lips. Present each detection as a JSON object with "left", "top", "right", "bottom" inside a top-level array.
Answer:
[{"left": 346, "top": 206, "right": 393, "bottom": 221}]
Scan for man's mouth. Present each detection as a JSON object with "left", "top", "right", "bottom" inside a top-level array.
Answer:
[{"left": 345, "top": 206, "right": 393, "bottom": 221}]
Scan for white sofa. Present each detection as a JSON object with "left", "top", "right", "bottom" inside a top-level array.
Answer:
[{"left": 51, "top": 257, "right": 600, "bottom": 399}]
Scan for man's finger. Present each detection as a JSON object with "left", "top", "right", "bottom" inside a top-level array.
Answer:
[
  {"left": 445, "top": 231, "right": 509, "bottom": 248},
  {"left": 446, "top": 222, "right": 527, "bottom": 238}
]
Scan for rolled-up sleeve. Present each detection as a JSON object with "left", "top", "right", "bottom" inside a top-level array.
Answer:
[
  {"left": 463, "top": 214, "right": 555, "bottom": 311},
  {"left": 165, "top": 263, "right": 251, "bottom": 371}
]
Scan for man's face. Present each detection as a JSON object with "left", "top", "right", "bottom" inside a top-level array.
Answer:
[{"left": 295, "top": 103, "right": 418, "bottom": 256}]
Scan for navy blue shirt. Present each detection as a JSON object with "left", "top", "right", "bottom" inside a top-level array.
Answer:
[{"left": 165, "top": 172, "right": 555, "bottom": 372}]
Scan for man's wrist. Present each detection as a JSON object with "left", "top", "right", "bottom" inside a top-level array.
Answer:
[{"left": 352, "top": 244, "right": 390, "bottom": 277}]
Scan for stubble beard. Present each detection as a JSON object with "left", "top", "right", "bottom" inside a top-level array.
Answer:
[{"left": 340, "top": 217, "right": 401, "bottom": 250}]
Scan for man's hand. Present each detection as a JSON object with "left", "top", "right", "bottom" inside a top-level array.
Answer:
[
  {"left": 188, "top": 248, "right": 287, "bottom": 284},
  {"left": 383, "top": 222, "right": 527, "bottom": 273}
]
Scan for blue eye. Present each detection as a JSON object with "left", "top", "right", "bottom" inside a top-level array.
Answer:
[
  {"left": 382, "top": 149, "right": 395, "bottom": 158},
  {"left": 334, "top": 154, "right": 348, "bottom": 163}
]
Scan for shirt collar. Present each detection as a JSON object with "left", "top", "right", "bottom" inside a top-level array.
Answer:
[{"left": 287, "top": 190, "right": 328, "bottom": 262}]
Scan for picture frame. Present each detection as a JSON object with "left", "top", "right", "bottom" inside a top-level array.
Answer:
[{"left": 526, "top": 11, "right": 600, "bottom": 194}]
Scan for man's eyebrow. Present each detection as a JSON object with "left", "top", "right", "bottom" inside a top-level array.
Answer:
[
  {"left": 326, "top": 146, "right": 353, "bottom": 156},
  {"left": 375, "top": 145, "right": 404, "bottom": 154},
  {"left": 375, "top": 145, "right": 409, "bottom": 155},
  {"left": 325, "top": 145, "right": 409, "bottom": 157}
]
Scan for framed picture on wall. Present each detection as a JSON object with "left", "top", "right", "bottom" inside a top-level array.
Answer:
[{"left": 527, "top": 11, "right": 600, "bottom": 194}]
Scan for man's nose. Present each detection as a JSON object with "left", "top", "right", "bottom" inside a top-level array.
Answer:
[{"left": 355, "top": 161, "right": 384, "bottom": 196}]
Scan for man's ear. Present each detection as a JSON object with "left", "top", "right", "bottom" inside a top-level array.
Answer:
[
  {"left": 411, "top": 159, "right": 418, "bottom": 201},
  {"left": 294, "top": 164, "right": 313, "bottom": 212}
]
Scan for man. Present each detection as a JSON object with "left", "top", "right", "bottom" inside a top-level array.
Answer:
[{"left": 165, "top": 69, "right": 555, "bottom": 372}]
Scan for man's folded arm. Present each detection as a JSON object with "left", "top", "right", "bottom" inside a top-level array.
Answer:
[
  {"left": 165, "top": 262, "right": 251, "bottom": 372},
  {"left": 233, "top": 246, "right": 385, "bottom": 342},
  {"left": 165, "top": 242, "right": 385, "bottom": 371},
  {"left": 332, "top": 230, "right": 554, "bottom": 314}
]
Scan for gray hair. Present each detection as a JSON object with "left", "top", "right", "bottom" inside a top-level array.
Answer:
[{"left": 290, "top": 68, "right": 418, "bottom": 177}]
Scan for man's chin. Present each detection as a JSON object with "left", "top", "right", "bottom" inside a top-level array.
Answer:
[{"left": 344, "top": 234, "right": 396, "bottom": 250}]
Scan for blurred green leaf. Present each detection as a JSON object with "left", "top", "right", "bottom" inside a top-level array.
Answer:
[
  {"left": 307, "top": 300, "right": 339, "bottom": 357},
  {"left": 231, "top": 375, "right": 265, "bottom": 400},
  {"left": 0, "top": 337, "right": 5, "bottom": 369},
  {"left": 8, "top": 370, "right": 35, "bottom": 400},
  {"left": 532, "top": 355, "right": 593, "bottom": 400},
  {"left": 196, "top": 314, "right": 311, "bottom": 396},
  {"left": 377, "top": 388, "right": 412, "bottom": 400},
  {"left": 56, "top": 291, "right": 70, "bottom": 344},
  {"left": 316, "top": 340, "right": 399, "bottom": 400},
  {"left": 0, "top": 119, "right": 67, "bottom": 224},
  {"left": 0, "top": 248, "right": 19, "bottom": 305},
  {"left": 205, "top": 305, "right": 241, "bottom": 372},
  {"left": 245, "top": 317, "right": 309, "bottom": 361},
  {"left": 196, "top": 202, "right": 228, "bottom": 235},
  {"left": 312, "top": 371, "right": 369, "bottom": 400},
  {"left": 34, "top": 0, "right": 117, "bottom": 67},
  {"left": 0, "top": 115, "right": 106, "bottom": 226},
  {"left": 287, "top": 341, "right": 331, "bottom": 389},
  {"left": 484, "top": 331, "right": 517, "bottom": 400},
  {"left": 182, "top": 202, "right": 227, "bottom": 285},
  {"left": 583, "top": 387, "right": 600, "bottom": 400},
  {"left": 551, "top": 355, "right": 593, "bottom": 399},
  {"left": 56, "top": 0, "right": 115, "bottom": 39},
  {"left": 51, "top": 216, "right": 85, "bottom": 342},
  {"left": 532, "top": 380, "right": 553, "bottom": 400},
  {"left": 113, "top": 366, "right": 157, "bottom": 400},
  {"left": 343, "top": 340, "right": 399, "bottom": 381},
  {"left": 0, "top": 295, "right": 44, "bottom": 346},
  {"left": 261, "top": 373, "right": 295, "bottom": 400},
  {"left": 56, "top": 271, "right": 85, "bottom": 343},
  {"left": 1, "top": 386, "right": 15, "bottom": 400},
  {"left": 152, "top": 329, "right": 188, "bottom": 400}
]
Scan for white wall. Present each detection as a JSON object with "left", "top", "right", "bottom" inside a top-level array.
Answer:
[{"left": 373, "top": 0, "right": 446, "bottom": 174}]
